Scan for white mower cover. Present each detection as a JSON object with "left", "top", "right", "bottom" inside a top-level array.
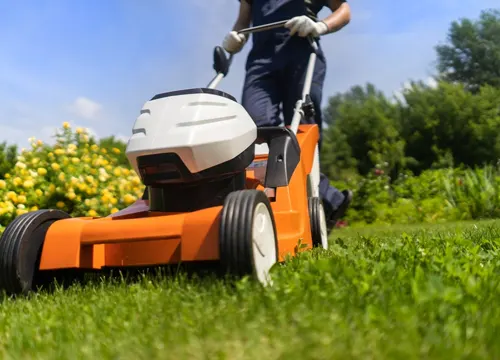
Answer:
[{"left": 126, "top": 91, "right": 257, "bottom": 175}]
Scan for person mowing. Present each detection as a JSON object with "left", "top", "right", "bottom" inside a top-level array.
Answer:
[{"left": 222, "top": 0, "right": 353, "bottom": 234}]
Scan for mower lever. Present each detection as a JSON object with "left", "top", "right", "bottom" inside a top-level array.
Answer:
[
  {"left": 237, "top": 19, "right": 320, "bottom": 51},
  {"left": 237, "top": 20, "right": 289, "bottom": 35}
]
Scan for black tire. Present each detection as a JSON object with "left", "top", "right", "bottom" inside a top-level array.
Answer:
[
  {"left": 308, "top": 197, "right": 328, "bottom": 249},
  {"left": 219, "top": 190, "right": 278, "bottom": 285},
  {"left": 0, "top": 209, "right": 71, "bottom": 296}
]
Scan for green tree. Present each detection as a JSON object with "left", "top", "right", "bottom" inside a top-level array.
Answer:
[
  {"left": 323, "top": 83, "right": 381, "bottom": 126},
  {"left": 320, "top": 83, "right": 407, "bottom": 180},
  {"left": 435, "top": 8, "right": 500, "bottom": 92},
  {"left": 399, "top": 80, "right": 500, "bottom": 173}
]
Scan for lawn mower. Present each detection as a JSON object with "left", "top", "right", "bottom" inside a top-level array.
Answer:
[{"left": 0, "top": 20, "right": 329, "bottom": 296}]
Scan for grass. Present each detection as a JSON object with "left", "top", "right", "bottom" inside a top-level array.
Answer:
[{"left": 1, "top": 220, "right": 500, "bottom": 359}]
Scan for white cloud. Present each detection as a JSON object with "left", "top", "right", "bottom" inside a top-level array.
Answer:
[{"left": 68, "top": 97, "right": 102, "bottom": 120}]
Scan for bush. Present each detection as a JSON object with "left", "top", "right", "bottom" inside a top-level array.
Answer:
[
  {"left": 332, "top": 164, "right": 500, "bottom": 227},
  {"left": 0, "top": 122, "right": 144, "bottom": 234}
]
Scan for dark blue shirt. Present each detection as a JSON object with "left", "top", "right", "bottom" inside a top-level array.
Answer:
[
  {"left": 240, "top": 0, "right": 346, "bottom": 22},
  {"left": 238, "top": 0, "right": 347, "bottom": 59}
]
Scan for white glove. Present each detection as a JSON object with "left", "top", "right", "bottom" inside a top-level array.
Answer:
[
  {"left": 285, "top": 15, "right": 328, "bottom": 37},
  {"left": 222, "top": 31, "right": 247, "bottom": 53}
]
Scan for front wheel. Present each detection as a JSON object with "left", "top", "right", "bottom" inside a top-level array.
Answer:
[
  {"left": 0, "top": 209, "right": 72, "bottom": 296},
  {"left": 219, "top": 190, "right": 278, "bottom": 286}
]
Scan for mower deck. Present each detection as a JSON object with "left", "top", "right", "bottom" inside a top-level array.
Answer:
[{"left": 38, "top": 124, "right": 320, "bottom": 272}]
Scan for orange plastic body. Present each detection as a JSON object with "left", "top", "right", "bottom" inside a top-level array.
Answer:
[{"left": 38, "top": 124, "right": 319, "bottom": 271}]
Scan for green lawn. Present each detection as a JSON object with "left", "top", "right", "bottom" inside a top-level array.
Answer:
[{"left": 1, "top": 220, "right": 500, "bottom": 359}]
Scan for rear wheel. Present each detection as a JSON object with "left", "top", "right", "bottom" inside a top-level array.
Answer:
[
  {"left": 0, "top": 209, "right": 72, "bottom": 295},
  {"left": 308, "top": 197, "right": 328, "bottom": 249},
  {"left": 219, "top": 190, "right": 278, "bottom": 286}
]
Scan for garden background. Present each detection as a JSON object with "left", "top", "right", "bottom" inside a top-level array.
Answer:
[{"left": 0, "top": 9, "right": 498, "bottom": 232}]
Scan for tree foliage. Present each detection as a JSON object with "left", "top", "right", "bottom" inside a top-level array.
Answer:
[
  {"left": 320, "top": 80, "right": 500, "bottom": 179},
  {"left": 321, "top": 83, "right": 407, "bottom": 180},
  {"left": 321, "top": 8, "right": 500, "bottom": 181},
  {"left": 435, "top": 8, "right": 500, "bottom": 92},
  {"left": 323, "top": 83, "right": 381, "bottom": 126},
  {"left": 399, "top": 81, "right": 500, "bottom": 172}
]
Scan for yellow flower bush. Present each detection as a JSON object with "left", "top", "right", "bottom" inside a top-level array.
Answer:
[{"left": 0, "top": 123, "right": 145, "bottom": 234}]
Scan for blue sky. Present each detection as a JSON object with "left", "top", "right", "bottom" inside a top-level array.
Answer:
[{"left": 0, "top": 0, "right": 497, "bottom": 147}]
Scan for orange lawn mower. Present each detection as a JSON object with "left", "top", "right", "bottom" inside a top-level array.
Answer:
[{"left": 0, "top": 20, "right": 329, "bottom": 296}]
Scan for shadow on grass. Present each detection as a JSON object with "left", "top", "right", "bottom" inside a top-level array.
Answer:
[{"left": 0, "top": 260, "right": 269, "bottom": 301}]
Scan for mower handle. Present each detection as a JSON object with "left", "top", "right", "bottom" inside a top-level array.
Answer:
[
  {"left": 207, "top": 19, "right": 319, "bottom": 134},
  {"left": 236, "top": 20, "right": 289, "bottom": 35},
  {"left": 207, "top": 19, "right": 318, "bottom": 89},
  {"left": 236, "top": 20, "right": 319, "bottom": 51},
  {"left": 208, "top": 20, "right": 294, "bottom": 88}
]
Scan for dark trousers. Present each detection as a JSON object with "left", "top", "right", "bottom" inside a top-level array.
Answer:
[{"left": 241, "top": 43, "right": 345, "bottom": 216}]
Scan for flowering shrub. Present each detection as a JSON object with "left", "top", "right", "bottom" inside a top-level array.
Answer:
[{"left": 0, "top": 122, "right": 144, "bottom": 234}]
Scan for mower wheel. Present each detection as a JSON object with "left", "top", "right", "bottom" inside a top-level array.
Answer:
[
  {"left": 0, "top": 209, "right": 71, "bottom": 296},
  {"left": 308, "top": 197, "right": 328, "bottom": 249},
  {"left": 219, "top": 190, "right": 278, "bottom": 286}
]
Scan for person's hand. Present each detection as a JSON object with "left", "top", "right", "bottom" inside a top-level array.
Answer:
[
  {"left": 285, "top": 15, "right": 328, "bottom": 37},
  {"left": 223, "top": 31, "right": 247, "bottom": 53}
]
